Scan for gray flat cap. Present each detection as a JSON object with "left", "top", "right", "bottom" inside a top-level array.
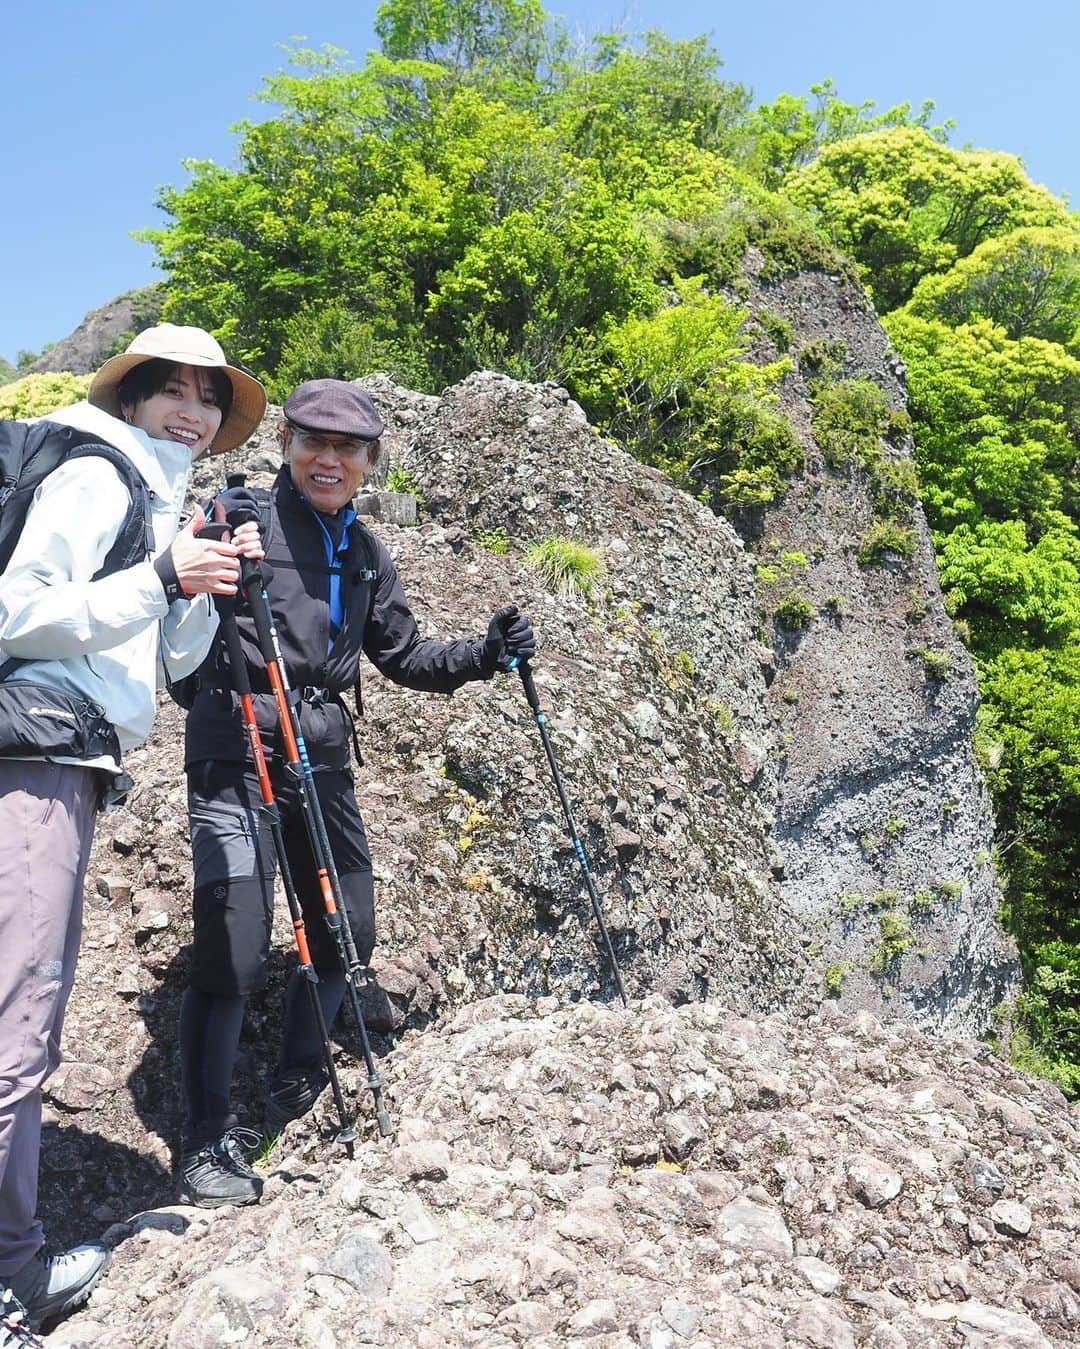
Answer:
[{"left": 284, "top": 379, "right": 385, "bottom": 439}]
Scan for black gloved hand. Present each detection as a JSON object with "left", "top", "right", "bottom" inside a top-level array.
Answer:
[
  {"left": 207, "top": 485, "right": 261, "bottom": 528},
  {"left": 483, "top": 603, "right": 536, "bottom": 674}
]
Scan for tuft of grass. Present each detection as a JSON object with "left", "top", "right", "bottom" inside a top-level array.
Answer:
[{"left": 525, "top": 537, "right": 603, "bottom": 598}]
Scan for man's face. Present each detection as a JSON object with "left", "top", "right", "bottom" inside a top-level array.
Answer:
[
  {"left": 283, "top": 425, "right": 376, "bottom": 513},
  {"left": 121, "top": 362, "right": 223, "bottom": 457}
]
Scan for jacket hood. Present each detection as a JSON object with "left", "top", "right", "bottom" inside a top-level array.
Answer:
[{"left": 35, "top": 401, "right": 192, "bottom": 501}]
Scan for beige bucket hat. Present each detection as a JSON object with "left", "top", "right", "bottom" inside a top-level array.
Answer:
[{"left": 88, "top": 324, "right": 267, "bottom": 455}]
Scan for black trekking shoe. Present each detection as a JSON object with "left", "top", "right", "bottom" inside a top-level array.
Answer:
[
  {"left": 176, "top": 1126, "right": 264, "bottom": 1208},
  {"left": 0, "top": 1289, "right": 43, "bottom": 1348},
  {"left": 264, "top": 1066, "right": 329, "bottom": 1137}
]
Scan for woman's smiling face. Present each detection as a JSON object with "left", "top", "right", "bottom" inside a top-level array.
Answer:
[{"left": 121, "top": 362, "right": 224, "bottom": 456}]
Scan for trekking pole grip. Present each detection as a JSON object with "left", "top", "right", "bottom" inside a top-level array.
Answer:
[
  {"left": 213, "top": 598, "right": 253, "bottom": 697},
  {"left": 244, "top": 570, "right": 277, "bottom": 652},
  {"left": 516, "top": 660, "right": 541, "bottom": 714}
]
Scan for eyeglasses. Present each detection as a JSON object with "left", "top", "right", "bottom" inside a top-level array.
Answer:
[{"left": 288, "top": 426, "right": 378, "bottom": 460}]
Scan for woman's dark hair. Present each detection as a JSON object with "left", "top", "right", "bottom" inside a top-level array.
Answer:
[{"left": 117, "top": 359, "right": 233, "bottom": 419}]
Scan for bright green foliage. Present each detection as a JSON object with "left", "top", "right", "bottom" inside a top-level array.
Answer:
[
  {"left": 477, "top": 526, "right": 510, "bottom": 554},
  {"left": 811, "top": 378, "right": 892, "bottom": 469},
  {"left": 858, "top": 520, "right": 917, "bottom": 567},
  {"left": 788, "top": 128, "right": 1072, "bottom": 311},
  {"left": 774, "top": 592, "right": 815, "bottom": 629},
  {"left": 374, "top": 0, "right": 550, "bottom": 90},
  {"left": 582, "top": 277, "right": 798, "bottom": 507},
  {"left": 885, "top": 297, "right": 1080, "bottom": 1092},
  {"left": 906, "top": 227, "right": 1080, "bottom": 346},
  {"left": 0, "top": 372, "right": 91, "bottom": 418},
  {"left": 870, "top": 911, "right": 912, "bottom": 972},
  {"left": 743, "top": 79, "right": 953, "bottom": 190},
  {"left": 0, "top": 356, "right": 17, "bottom": 384},
  {"left": 525, "top": 536, "right": 603, "bottom": 597},
  {"left": 270, "top": 299, "right": 434, "bottom": 402}
]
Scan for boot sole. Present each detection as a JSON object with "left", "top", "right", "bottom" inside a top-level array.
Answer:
[{"left": 175, "top": 1186, "right": 262, "bottom": 1209}]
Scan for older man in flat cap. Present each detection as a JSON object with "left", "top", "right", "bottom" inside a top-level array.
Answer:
[{"left": 173, "top": 380, "right": 534, "bottom": 1207}]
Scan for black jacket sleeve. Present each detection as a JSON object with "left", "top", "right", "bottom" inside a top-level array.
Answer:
[{"left": 361, "top": 535, "right": 491, "bottom": 693}]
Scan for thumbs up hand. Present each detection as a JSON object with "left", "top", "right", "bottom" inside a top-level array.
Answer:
[{"left": 164, "top": 505, "right": 245, "bottom": 597}]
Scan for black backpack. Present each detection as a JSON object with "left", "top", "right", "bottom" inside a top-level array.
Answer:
[{"left": 0, "top": 419, "right": 154, "bottom": 681}]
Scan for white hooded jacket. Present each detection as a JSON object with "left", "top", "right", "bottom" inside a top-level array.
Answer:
[{"left": 0, "top": 401, "right": 219, "bottom": 767}]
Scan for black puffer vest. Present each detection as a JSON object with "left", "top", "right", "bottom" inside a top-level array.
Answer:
[{"left": 183, "top": 468, "right": 487, "bottom": 770}]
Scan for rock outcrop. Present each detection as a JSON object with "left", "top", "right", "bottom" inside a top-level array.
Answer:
[
  {"left": 27, "top": 286, "right": 163, "bottom": 375},
  {"left": 736, "top": 264, "right": 1018, "bottom": 1033}
]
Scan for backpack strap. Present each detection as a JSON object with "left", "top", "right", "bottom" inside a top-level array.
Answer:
[{"left": 0, "top": 438, "right": 153, "bottom": 683}]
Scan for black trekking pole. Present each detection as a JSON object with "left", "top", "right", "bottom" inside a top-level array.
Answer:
[
  {"left": 226, "top": 513, "right": 393, "bottom": 1137},
  {"left": 212, "top": 586, "right": 357, "bottom": 1154},
  {"left": 510, "top": 659, "right": 628, "bottom": 1006}
]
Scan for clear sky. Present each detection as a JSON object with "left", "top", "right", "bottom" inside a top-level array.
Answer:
[{"left": 2, "top": 0, "right": 1076, "bottom": 364}]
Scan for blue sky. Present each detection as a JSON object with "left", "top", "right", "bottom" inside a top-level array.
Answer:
[{"left": 2, "top": 0, "right": 1076, "bottom": 363}]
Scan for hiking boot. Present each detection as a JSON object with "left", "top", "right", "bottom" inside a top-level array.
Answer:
[
  {"left": 0, "top": 1289, "right": 42, "bottom": 1348},
  {"left": 264, "top": 1066, "right": 329, "bottom": 1137},
  {"left": 5, "top": 1242, "right": 107, "bottom": 1333},
  {"left": 176, "top": 1126, "right": 264, "bottom": 1208}
]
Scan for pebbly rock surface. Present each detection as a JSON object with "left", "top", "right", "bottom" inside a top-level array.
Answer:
[
  {"left": 736, "top": 263, "right": 1018, "bottom": 1034},
  {"left": 49, "top": 994, "right": 1080, "bottom": 1348}
]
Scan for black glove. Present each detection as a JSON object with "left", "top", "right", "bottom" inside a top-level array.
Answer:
[
  {"left": 483, "top": 604, "right": 536, "bottom": 674},
  {"left": 206, "top": 485, "right": 261, "bottom": 528}
]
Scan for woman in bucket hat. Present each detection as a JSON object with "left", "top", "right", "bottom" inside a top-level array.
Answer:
[{"left": 0, "top": 326, "right": 266, "bottom": 1342}]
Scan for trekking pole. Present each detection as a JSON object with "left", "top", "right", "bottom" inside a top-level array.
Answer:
[
  {"left": 212, "top": 585, "right": 357, "bottom": 1154},
  {"left": 510, "top": 658, "right": 628, "bottom": 1006},
  {"left": 225, "top": 504, "right": 393, "bottom": 1137}
]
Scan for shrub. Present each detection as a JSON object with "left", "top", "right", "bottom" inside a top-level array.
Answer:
[
  {"left": 858, "top": 520, "right": 917, "bottom": 567},
  {"left": 811, "top": 378, "right": 892, "bottom": 469},
  {"left": 526, "top": 537, "right": 603, "bottom": 598},
  {"left": 0, "top": 372, "right": 90, "bottom": 418},
  {"left": 774, "top": 592, "right": 815, "bottom": 629}
]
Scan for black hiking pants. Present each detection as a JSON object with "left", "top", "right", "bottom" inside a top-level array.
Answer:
[{"left": 186, "top": 759, "right": 375, "bottom": 996}]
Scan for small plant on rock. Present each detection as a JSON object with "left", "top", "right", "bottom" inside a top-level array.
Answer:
[
  {"left": 824, "top": 963, "right": 850, "bottom": 997},
  {"left": 857, "top": 520, "right": 917, "bottom": 567},
  {"left": 774, "top": 592, "right": 816, "bottom": 630},
  {"left": 386, "top": 466, "right": 420, "bottom": 497},
  {"left": 477, "top": 527, "right": 510, "bottom": 555},
  {"left": 870, "top": 912, "right": 912, "bottom": 973}
]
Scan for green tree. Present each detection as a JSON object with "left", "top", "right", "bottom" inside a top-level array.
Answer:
[
  {"left": 905, "top": 227, "right": 1080, "bottom": 346},
  {"left": 744, "top": 78, "right": 952, "bottom": 189},
  {"left": 788, "top": 127, "right": 1072, "bottom": 311}
]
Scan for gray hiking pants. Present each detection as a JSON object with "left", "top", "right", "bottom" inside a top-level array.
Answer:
[{"left": 0, "top": 761, "right": 98, "bottom": 1276}]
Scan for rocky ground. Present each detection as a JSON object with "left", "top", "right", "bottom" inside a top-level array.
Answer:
[{"left": 48, "top": 994, "right": 1080, "bottom": 1348}]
